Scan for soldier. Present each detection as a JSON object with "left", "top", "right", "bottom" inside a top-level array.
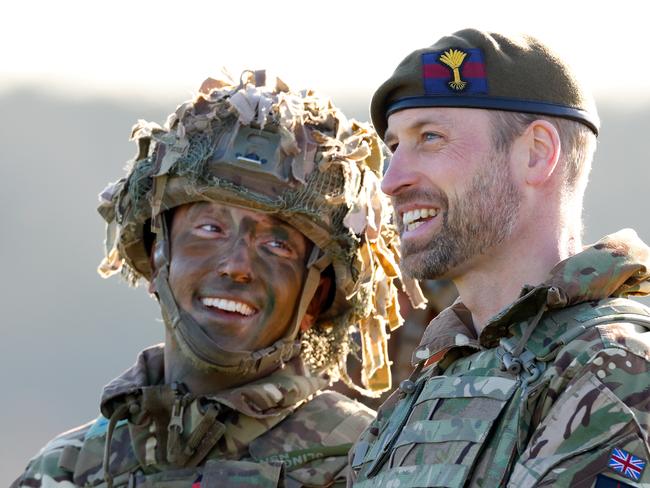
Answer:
[
  {"left": 349, "top": 29, "right": 650, "bottom": 487},
  {"left": 13, "top": 71, "right": 424, "bottom": 487}
]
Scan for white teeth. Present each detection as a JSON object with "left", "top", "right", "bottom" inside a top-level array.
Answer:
[
  {"left": 402, "top": 208, "right": 439, "bottom": 227},
  {"left": 201, "top": 297, "right": 254, "bottom": 316},
  {"left": 407, "top": 221, "right": 426, "bottom": 232}
]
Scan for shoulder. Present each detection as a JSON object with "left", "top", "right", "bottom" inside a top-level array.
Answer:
[
  {"left": 510, "top": 300, "right": 650, "bottom": 486},
  {"left": 288, "top": 389, "right": 376, "bottom": 430},
  {"left": 533, "top": 297, "right": 650, "bottom": 371},
  {"left": 15, "top": 415, "right": 136, "bottom": 488},
  {"left": 525, "top": 298, "right": 650, "bottom": 433},
  {"left": 249, "top": 390, "right": 375, "bottom": 487},
  {"left": 13, "top": 419, "right": 95, "bottom": 487}
]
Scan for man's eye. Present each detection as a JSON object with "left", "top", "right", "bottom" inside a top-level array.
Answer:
[
  {"left": 267, "top": 240, "right": 289, "bottom": 250},
  {"left": 422, "top": 132, "right": 440, "bottom": 142},
  {"left": 197, "top": 224, "right": 222, "bottom": 234},
  {"left": 265, "top": 240, "right": 295, "bottom": 257}
]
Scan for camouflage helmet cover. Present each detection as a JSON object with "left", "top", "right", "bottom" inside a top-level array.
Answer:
[{"left": 97, "top": 72, "right": 425, "bottom": 394}]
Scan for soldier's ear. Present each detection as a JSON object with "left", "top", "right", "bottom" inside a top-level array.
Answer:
[
  {"left": 148, "top": 245, "right": 158, "bottom": 294},
  {"left": 300, "top": 274, "right": 333, "bottom": 332},
  {"left": 147, "top": 210, "right": 178, "bottom": 295},
  {"left": 522, "top": 119, "right": 561, "bottom": 186},
  {"left": 147, "top": 232, "right": 163, "bottom": 295}
]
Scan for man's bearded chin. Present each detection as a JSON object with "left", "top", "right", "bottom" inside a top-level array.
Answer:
[{"left": 397, "top": 159, "right": 522, "bottom": 281}]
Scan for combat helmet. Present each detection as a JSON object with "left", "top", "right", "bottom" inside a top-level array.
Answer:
[{"left": 97, "top": 71, "right": 425, "bottom": 395}]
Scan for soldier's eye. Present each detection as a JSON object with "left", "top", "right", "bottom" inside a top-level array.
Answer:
[
  {"left": 194, "top": 223, "right": 224, "bottom": 237},
  {"left": 264, "top": 239, "right": 296, "bottom": 258},
  {"left": 199, "top": 224, "right": 221, "bottom": 233},
  {"left": 268, "top": 240, "right": 287, "bottom": 249}
]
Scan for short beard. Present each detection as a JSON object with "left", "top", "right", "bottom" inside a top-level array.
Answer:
[{"left": 397, "top": 150, "right": 521, "bottom": 280}]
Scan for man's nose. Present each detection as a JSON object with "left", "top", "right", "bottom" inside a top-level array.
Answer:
[
  {"left": 381, "top": 146, "right": 416, "bottom": 196},
  {"left": 217, "top": 238, "right": 253, "bottom": 283}
]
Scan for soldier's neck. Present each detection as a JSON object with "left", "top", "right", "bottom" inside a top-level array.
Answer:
[
  {"left": 163, "top": 336, "right": 269, "bottom": 395},
  {"left": 453, "top": 225, "right": 581, "bottom": 335}
]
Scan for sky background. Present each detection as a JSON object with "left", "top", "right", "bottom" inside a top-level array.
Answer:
[
  {"left": 5, "top": 0, "right": 650, "bottom": 105},
  {"left": 2, "top": 1, "right": 650, "bottom": 484}
]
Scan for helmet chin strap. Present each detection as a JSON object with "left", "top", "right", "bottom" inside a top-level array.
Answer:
[{"left": 151, "top": 215, "right": 330, "bottom": 378}]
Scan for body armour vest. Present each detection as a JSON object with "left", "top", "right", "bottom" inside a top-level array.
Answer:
[{"left": 350, "top": 297, "right": 650, "bottom": 487}]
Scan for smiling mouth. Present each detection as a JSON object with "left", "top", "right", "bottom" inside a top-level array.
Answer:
[
  {"left": 201, "top": 297, "right": 257, "bottom": 317},
  {"left": 402, "top": 207, "right": 440, "bottom": 232}
]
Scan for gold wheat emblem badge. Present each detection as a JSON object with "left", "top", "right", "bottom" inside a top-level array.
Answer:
[{"left": 439, "top": 48, "right": 468, "bottom": 90}]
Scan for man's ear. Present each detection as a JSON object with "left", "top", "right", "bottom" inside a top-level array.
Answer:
[
  {"left": 520, "top": 119, "right": 561, "bottom": 186},
  {"left": 147, "top": 237, "right": 159, "bottom": 295},
  {"left": 299, "top": 274, "right": 333, "bottom": 333}
]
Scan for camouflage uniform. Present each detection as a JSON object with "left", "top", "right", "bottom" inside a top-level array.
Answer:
[
  {"left": 14, "top": 73, "right": 424, "bottom": 487},
  {"left": 16, "top": 345, "right": 374, "bottom": 487},
  {"left": 349, "top": 229, "right": 650, "bottom": 487}
]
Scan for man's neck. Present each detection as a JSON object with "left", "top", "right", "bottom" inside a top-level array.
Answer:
[
  {"left": 163, "top": 333, "right": 272, "bottom": 395},
  {"left": 453, "top": 225, "right": 581, "bottom": 335}
]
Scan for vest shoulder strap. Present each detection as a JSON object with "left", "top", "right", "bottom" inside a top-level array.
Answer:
[{"left": 526, "top": 297, "right": 650, "bottom": 362}]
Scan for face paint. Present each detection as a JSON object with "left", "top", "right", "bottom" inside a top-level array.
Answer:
[{"left": 167, "top": 201, "right": 310, "bottom": 352}]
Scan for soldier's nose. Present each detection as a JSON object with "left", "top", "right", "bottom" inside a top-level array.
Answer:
[{"left": 217, "top": 240, "right": 253, "bottom": 283}]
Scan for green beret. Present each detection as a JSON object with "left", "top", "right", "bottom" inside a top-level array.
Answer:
[{"left": 371, "top": 28, "right": 599, "bottom": 138}]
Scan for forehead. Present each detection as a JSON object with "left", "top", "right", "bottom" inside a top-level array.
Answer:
[{"left": 384, "top": 107, "right": 493, "bottom": 141}]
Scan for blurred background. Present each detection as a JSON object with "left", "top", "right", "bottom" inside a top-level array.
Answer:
[{"left": 2, "top": 1, "right": 649, "bottom": 484}]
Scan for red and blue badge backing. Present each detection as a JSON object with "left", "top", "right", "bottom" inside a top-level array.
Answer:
[{"left": 422, "top": 49, "right": 488, "bottom": 95}]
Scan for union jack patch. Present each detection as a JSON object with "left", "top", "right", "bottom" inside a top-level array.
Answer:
[{"left": 608, "top": 447, "right": 646, "bottom": 481}]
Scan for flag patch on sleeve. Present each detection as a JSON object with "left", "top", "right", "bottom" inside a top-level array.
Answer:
[{"left": 608, "top": 447, "right": 646, "bottom": 481}]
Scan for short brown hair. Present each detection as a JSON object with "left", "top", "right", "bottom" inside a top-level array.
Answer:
[{"left": 489, "top": 111, "right": 596, "bottom": 196}]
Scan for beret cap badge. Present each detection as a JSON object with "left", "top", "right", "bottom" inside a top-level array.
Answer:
[
  {"left": 420, "top": 48, "right": 488, "bottom": 96},
  {"left": 371, "top": 29, "right": 600, "bottom": 138},
  {"left": 439, "top": 48, "right": 468, "bottom": 90}
]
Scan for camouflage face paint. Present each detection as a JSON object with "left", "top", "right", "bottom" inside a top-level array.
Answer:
[{"left": 167, "top": 201, "right": 309, "bottom": 352}]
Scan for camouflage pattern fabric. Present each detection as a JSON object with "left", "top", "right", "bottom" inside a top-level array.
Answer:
[
  {"left": 349, "top": 229, "right": 650, "bottom": 487},
  {"left": 14, "top": 345, "right": 374, "bottom": 487}
]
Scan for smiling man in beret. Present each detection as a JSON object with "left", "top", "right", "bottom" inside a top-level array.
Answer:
[{"left": 349, "top": 29, "right": 650, "bottom": 487}]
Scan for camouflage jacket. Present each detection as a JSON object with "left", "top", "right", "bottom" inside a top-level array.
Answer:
[
  {"left": 349, "top": 229, "right": 650, "bottom": 488},
  {"left": 14, "top": 345, "right": 374, "bottom": 487}
]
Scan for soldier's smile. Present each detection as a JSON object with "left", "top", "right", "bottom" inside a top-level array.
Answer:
[
  {"left": 200, "top": 296, "right": 257, "bottom": 317},
  {"left": 167, "top": 201, "right": 310, "bottom": 351}
]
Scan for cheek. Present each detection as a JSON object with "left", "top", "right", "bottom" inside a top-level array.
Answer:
[
  {"left": 168, "top": 251, "right": 209, "bottom": 306},
  {"left": 256, "top": 256, "right": 306, "bottom": 308}
]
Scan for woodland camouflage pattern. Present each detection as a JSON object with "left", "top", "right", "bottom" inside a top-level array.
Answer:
[
  {"left": 349, "top": 229, "right": 650, "bottom": 487},
  {"left": 15, "top": 345, "right": 374, "bottom": 487}
]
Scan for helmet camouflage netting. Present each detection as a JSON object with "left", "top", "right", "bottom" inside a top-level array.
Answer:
[{"left": 97, "top": 71, "right": 425, "bottom": 395}]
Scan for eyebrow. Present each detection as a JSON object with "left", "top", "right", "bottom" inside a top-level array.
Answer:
[
  {"left": 194, "top": 203, "right": 300, "bottom": 237},
  {"left": 384, "top": 114, "right": 452, "bottom": 144}
]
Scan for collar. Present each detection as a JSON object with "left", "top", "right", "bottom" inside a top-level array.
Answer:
[
  {"left": 412, "top": 229, "right": 650, "bottom": 367},
  {"left": 101, "top": 344, "right": 328, "bottom": 420},
  {"left": 98, "top": 345, "right": 330, "bottom": 472}
]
